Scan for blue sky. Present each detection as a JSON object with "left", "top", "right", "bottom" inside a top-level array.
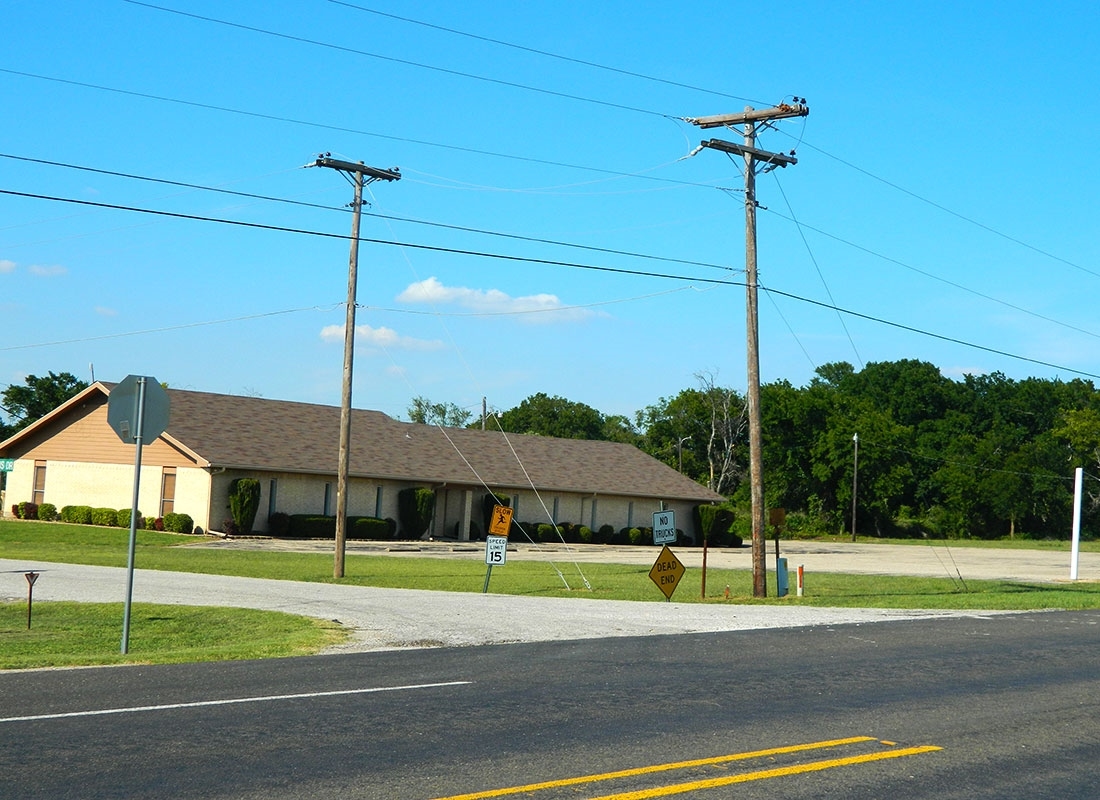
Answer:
[{"left": 3, "top": 1, "right": 1098, "bottom": 424}]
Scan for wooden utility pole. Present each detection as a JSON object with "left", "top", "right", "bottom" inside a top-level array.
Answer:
[
  {"left": 308, "top": 155, "right": 401, "bottom": 578},
  {"left": 688, "top": 101, "right": 809, "bottom": 597}
]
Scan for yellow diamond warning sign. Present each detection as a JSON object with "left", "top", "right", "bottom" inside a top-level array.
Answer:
[{"left": 649, "top": 545, "right": 685, "bottom": 600}]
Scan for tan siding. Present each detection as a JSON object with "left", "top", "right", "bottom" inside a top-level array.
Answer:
[{"left": 14, "top": 399, "right": 198, "bottom": 468}]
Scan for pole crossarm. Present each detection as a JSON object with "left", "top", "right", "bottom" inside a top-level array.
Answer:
[
  {"left": 686, "top": 102, "right": 809, "bottom": 128},
  {"left": 309, "top": 155, "right": 402, "bottom": 183},
  {"left": 700, "top": 139, "right": 798, "bottom": 169}
]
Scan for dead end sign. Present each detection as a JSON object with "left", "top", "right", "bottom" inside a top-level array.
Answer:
[{"left": 649, "top": 545, "right": 685, "bottom": 600}]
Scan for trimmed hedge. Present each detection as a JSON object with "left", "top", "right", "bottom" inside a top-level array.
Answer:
[
  {"left": 351, "top": 516, "right": 397, "bottom": 540},
  {"left": 287, "top": 515, "right": 336, "bottom": 538},
  {"left": 37, "top": 502, "right": 58, "bottom": 521},
  {"left": 282, "top": 515, "right": 396, "bottom": 540},
  {"left": 91, "top": 507, "right": 118, "bottom": 526},
  {"left": 163, "top": 512, "right": 194, "bottom": 534},
  {"left": 116, "top": 508, "right": 142, "bottom": 529},
  {"left": 267, "top": 511, "right": 290, "bottom": 537},
  {"left": 61, "top": 505, "right": 93, "bottom": 524}
]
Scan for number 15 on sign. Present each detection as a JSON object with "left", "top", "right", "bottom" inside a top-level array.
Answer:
[{"left": 482, "top": 535, "right": 508, "bottom": 593}]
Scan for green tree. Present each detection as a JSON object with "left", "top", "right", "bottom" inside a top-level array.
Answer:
[
  {"left": 406, "top": 396, "right": 472, "bottom": 427},
  {"left": 636, "top": 377, "right": 746, "bottom": 494},
  {"left": 1, "top": 371, "right": 88, "bottom": 434},
  {"left": 497, "top": 393, "right": 605, "bottom": 440}
]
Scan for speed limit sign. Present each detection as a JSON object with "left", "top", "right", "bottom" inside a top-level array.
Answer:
[{"left": 485, "top": 535, "right": 508, "bottom": 565}]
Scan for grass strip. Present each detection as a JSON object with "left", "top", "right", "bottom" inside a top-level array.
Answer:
[{"left": 0, "top": 601, "right": 346, "bottom": 669}]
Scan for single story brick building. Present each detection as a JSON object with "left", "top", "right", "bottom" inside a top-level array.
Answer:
[{"left": 0, "top": 382, "right": 724, "bottom": 539}]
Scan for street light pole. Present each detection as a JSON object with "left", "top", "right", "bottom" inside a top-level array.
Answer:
[
  {"left": 308, "top": 155, "right": 400, "bottom": 579},
  {"left": 677, "top": 435, "right": 692, "bottom": 472}
]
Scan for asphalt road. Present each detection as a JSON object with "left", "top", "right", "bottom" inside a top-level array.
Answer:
[{"left": 2, "top": 611, "right": 1098, "bottom": 799}]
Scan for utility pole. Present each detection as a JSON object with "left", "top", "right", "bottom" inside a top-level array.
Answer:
[
  {"left": 688, "top": 101, "right": 809, "bottom": 597},
  {"left": 308, "top": 154, "right": 401, "bottom": 578}
]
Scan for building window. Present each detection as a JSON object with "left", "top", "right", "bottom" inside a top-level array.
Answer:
[
  {"left": 268, "top": 479, "right": 278, "bottom": 517},
  {"left": 375, "top": 486, "right": 383, "bottom": 518},
  {"left": 552, "top": 496, "right": 560, "bottom": 523},
  {"left": 32, "top": 461, "right": 46, "bottom": 505},
  {"left": 324, "top": 483, "right": 332, "bottom": 516},
  {"left": 160, "top": 467, "right": 176, "bottom": 517},
  {"left": 590, "top": 498, "right": 598, "bottom": 530},
  {"left": 628, "top": 501, "right": 634, "bottom": 528}
]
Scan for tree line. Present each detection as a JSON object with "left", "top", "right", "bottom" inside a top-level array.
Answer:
[
  {"left": 7, "top": 364, "right": 1100, "bottom": 540},
  {"left": 411, "top": 360, "right": 1100, "bottom": 540}
]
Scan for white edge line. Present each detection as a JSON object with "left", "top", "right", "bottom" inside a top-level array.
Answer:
[{"left": 0, "top": 680, "right": 473, "bottom": 723}]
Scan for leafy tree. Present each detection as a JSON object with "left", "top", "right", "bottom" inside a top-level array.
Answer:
[
  {"left": 1, "top": 371, "right": 88, "bottom": 434},
  {"left": 406, "top": 396, "right": 472, "bottom": 428},
  {"left": 497, "top": 393, "right": 605, "bottom": 440},
  {"left": 636, "top": 376, "right": 746, "bottom": 494}
]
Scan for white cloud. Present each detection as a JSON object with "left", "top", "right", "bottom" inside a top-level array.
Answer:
[
  {"left": 29, "top": 263, "right": 67, "bottom": 277},
  {"left": 319, "top": 323, "right": 444, "bottom": 351},
  {"left": 0, "top": 259, "right": 15, "bottom": 274},
  {"left": 396, "top": 277, "right": 596, "bottom": 323},
  {"left": 95, "top": 306, "right": 118, "bottom": 317}
]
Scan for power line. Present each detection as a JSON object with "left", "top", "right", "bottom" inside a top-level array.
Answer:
[
  {"left": 790, "top": 138, "right": 1100, "bottom": 280},
  {"left": 761, "top": 283, "right": 1100, "bottom": 381},
  {"left": 326, "top": 0, "right": 766, "bottom": 106},
  {"left": 0, "top": 68, "right": 713, "bottom": 191},
  {"left": 0, "top": 188, "right": 732, "bottom": 285},
  {"left": 123, "top": 1, "right": 675, "bottom": 120},
  {"left": 761, "top": 205, "right": 1100, "bottom": 341},
  {"left": 0, "top": 152, "right": 733, "bottom": 273},
  {"left": 0, "top": 305, "right": 341, "bottom": 352},
  {"left": 7, "top": 186, "right": 1100, "bottom": 381}
]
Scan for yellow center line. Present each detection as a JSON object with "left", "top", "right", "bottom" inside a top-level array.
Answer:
[
  {"left": 588, "top": 745, "right": 944, "bottom": 800},
  {"left": 431, "top": 736, "right": 878, "bottom": 800}
]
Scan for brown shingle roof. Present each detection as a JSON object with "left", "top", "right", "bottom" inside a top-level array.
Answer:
[{"left": 161, "top": 387, "right": 723, "bottom": 502}]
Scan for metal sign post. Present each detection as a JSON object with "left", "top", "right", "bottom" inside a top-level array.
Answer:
[
  {"left": 24, "top": 571, "right": 38, "bottom": 629},
  {"left": 107, "top": 375, "right": 170, "bottom": 655}
]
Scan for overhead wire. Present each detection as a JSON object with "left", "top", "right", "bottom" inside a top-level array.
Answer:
[
  {"left": 6, "top": 187, "right": 1100, "bottom": 382},
  {"left": 326, "top": 0, "right": 767, "bottom": 106},
  {"left": 0, "top": 152, "right": 733, "bottom": 273},
  {"left": 362, "top": 184, "right": 592, "bottom": 589},
  {"left": 123, "top": 1, "right": 677, "bottom": 121},
  {"left": 0, "top": 69, "right": 714, "bottom": 191},
  {"left": 760, "top": 205, "right": 1100, "bottom": 342},
  {"left": 769, "top": 172, "right": 864, "bottom": 368}
]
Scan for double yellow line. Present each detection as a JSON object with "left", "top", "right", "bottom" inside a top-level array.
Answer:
[{"left": 434, "top": 736, "right": 941, "bottom": 800}]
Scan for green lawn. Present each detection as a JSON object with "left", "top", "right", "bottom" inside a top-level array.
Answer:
[
  {"left": 2, "top": 519, "right": 1097, "bottom": 609},
  {"left": 3, "top": 519, "right": 1099, "bottom": 669},
  {"left": 0, "top": 601, "right": 345, "bottom": 669}
]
